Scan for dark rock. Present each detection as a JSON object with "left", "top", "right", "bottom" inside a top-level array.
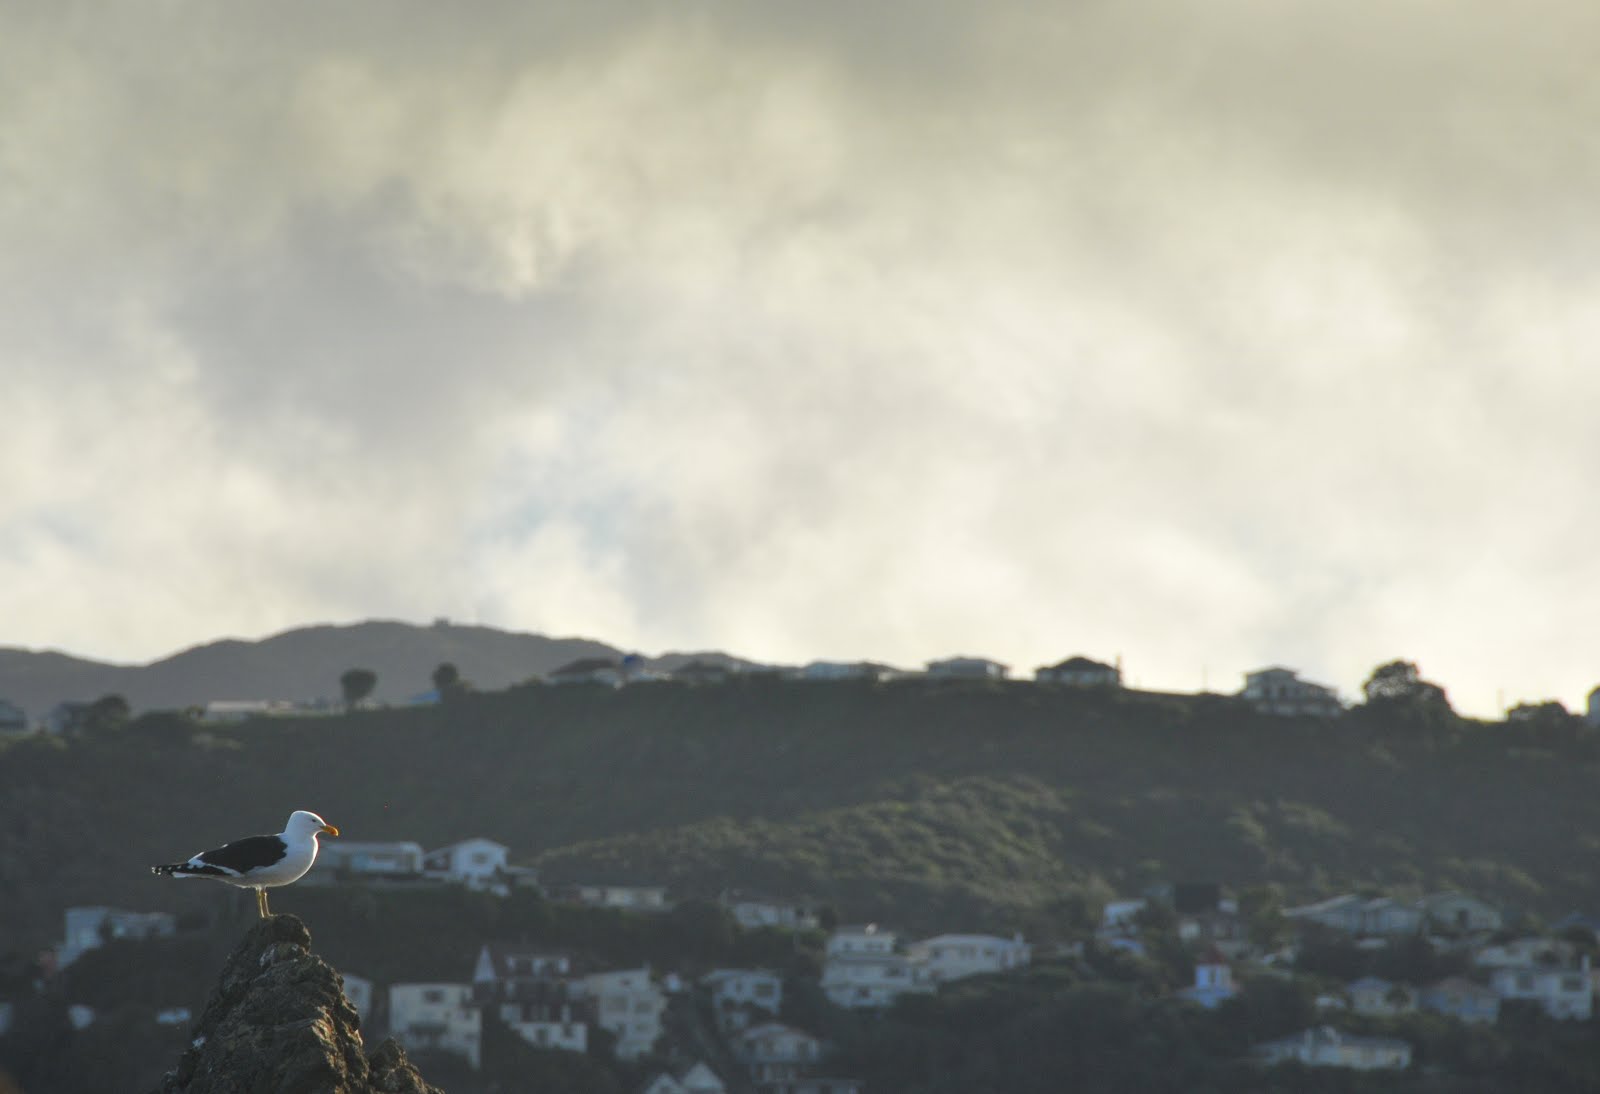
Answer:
[{"left": 155, "top": 914, "right": 442, "bottom": 1094}]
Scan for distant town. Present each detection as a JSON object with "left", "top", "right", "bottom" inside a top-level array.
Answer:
[
  {"left": 6, "top": 650, "right": 1599, "bottom": 737},
  {"left": 25, "top": 816, "right": 1600, "bottom": 1090}
]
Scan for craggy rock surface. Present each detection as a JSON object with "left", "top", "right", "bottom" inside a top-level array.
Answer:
[{"left": 156, "top": 915, "right": 442, "bottom": 1094}]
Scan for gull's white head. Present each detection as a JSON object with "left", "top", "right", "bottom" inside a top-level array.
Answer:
[{"left": 286, "top": 810, "right": 340, "bottom": 839}]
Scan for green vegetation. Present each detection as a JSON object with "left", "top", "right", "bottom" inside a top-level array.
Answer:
[{"left": 3, "top": 676, "right": 1599, "bottom": 949}]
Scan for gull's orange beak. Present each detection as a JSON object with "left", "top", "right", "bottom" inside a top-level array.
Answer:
[{"left": 321, "top": 824, "right": 340, "bottom": 837}]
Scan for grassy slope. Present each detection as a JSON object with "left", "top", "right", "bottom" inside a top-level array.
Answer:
[{"left": 2, "top": 678, "right": 1597, "bottom": 948}]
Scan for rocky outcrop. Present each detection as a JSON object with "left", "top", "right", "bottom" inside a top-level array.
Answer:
[{"left": 155, "top": 914, "right": 441, "bottom": 1094}]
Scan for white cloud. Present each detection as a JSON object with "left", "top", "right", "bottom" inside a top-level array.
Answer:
[{"left": 1, "top": 1, "right": 1597, "bottom": 715}]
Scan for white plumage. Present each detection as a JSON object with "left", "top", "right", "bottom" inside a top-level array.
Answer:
[{"left": 152, "top": 810, "right": 340, "bottom": 917}]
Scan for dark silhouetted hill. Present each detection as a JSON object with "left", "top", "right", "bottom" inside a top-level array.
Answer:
[{"left": 0, "top": 619, "right": 632, "bottom": 713}]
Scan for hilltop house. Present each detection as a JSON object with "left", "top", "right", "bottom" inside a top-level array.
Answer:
[
  {"left": 0, "top": 699, "right": 27, "bottom": 734},
  {"left": 798, "top": 661, "right": 903, "bottom": 682},
  {"left": 1034, "top": 656, "right": 1121, "bottom": 688},
  {"left": 547, "top": 658, "right": 623, "bottom": 687},
  {"left": 199, "top": 700, "right": 298, "bottom": 723},
  {"left": 58, "top": 907, "right": 177, "bottom": 968},
  {"left": 1253, "top": 1027, "right": 1412, "bottom": 1071},
  {"left": 388, "top": 983, "right": 482, "bottom": 1069},
  {"left": 1239, "top": 667, "right": 1343, "bottom": 717},
  {"left": 924, "top": 656, "right": 1008, "bottom": 680},
  {"left": 672, "top": 660, "right": 734, "bottom": 686}
]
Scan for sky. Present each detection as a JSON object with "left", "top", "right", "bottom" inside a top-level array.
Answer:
[{"left": 2, "top": 1, "right": 1597, "bottom": 716}]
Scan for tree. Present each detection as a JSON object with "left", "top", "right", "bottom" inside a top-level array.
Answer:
[
  {"left": 82, "top": 694, "right": 130, "bottom": 735},
  {"left": 339, "top": 669, "right": 377, "bottom": 711},
  {"left": 1361, "top": 660, "right": 1453, "bottom": 717},
  {"left": 431, "top": 662, "right": 460, "bottom": 694}
]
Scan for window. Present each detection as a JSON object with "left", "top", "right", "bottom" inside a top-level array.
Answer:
[{"left": 422, "top": 989, "right": 445, "bottom": 1004}]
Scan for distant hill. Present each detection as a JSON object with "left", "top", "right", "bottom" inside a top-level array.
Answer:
[{"left": 0, "top": 620, "right": 760, "bottom": 716}]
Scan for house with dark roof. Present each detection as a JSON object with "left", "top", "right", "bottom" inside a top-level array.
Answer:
[
  {"left": 1035, "top": 656, "right": 1121, "bottom": 688},
  {"left": 547, "top": 658, "right": 623, "bottom": 687},
  {"left": 925, "top": 656, "right": 1008, "bottom": 680}
]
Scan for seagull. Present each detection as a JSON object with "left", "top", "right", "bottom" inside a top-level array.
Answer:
[{"left": 152, "top": 810, "right": 339, "bottom": 917}]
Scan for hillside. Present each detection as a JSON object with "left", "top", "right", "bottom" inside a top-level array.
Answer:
[
  {"left": 0, "top": 619, "right": 709, "bottom": 714},
  {"left": 2, "top": 677, "right": 1597, "bottom": 950}
]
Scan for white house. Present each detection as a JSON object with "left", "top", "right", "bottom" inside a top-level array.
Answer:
[
  {"left": 735, "top": 1022, "right": 824, "bottom": 1083},
  {"left": 199, "top": 700, "right": 298, "bottom": 723},
  {"left": 924, "top": 656, "right": 1008, "bottom": 680},
  {"left": 341, "top": 973, "right": 375, "bottom": 1027},
  {"left": 566, "top": 883, "right": 671, "bottom": 912},
  {"left": 1178, "top": 947, "right": 1238, "bottom": 1009},
  {"left": 1422, "top": 892, "right": 1503, "bottom": 934},
  {"left": 1420, "top": 977, "right": 1500, "bottom": 1024},
  {"left": 1345, "top": 977, "right": 1416, "bottom": 1017},
  {"left": 388, "top": 983, "right": 482, "bottom": 1069},
  {"left": 821, "top": 925, "right": 934, "bottom": 1009},
  {"left": 1034, "top": 656, "right": 1121, "bottom": 688},
  {"left": 0, "top": 699, "right": 27, "bottom": 734},
  {"left": 1253, "top": 1027, "right": 1412, "bottom": 1070},
  {"left": 1473, "top": 936, "right": 1578, "bottom": 971},
  {"left": 1100, "top": 899, "right": 1147, "bottom": 936},
  {"left": 722, "top": 894, "right": 820, "bottom": 932},
  {"left": 1240, "top": 667, "right": 1344, "bottom": 717},
  {"left": 1284, "top": 895, "right": 1422, "bottom": 937},
  {"left": 827, "top": 924, "right": 898, "bottom": 958},
  {"left": 799, "top": 661, "right": 901, "bottom": 682},
  {"left": 574, "top": 967, "right": 665, "bottom": 1059},
  {"left": 753, "top": 1081, "right": 863, "bottom": 1094},
  {"left": 422, "top": 838, "right": 509, "bottom": 890},
  {"left": 703, "top": 969, "right": 783, "bottom": 1031},
  {"left": 908, "top": 934, "right": 1031, "bottom": 984},
  {"left": 59, "top": 907, "right": 177, "bottom": 968},
  {"left": 472, "top": 944, "right": 588, "bottom": 1053},
  {"left": 642, "top": 1061, "right": 728, "bottom": 1094},
  {"left": 1490, "top": 959, "right": 1593, "bottom": 1020},
  {"left": 310, "top": 840, "right": 425, "bottom": 880}
]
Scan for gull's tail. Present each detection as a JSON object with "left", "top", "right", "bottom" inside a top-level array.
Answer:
[{"left": 152, "top": 862, "right": 224, "bottom": 878}]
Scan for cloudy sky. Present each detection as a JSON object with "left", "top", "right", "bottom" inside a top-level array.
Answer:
[{"left": 3, "top": 1, "right": 1596, "bottom": 715}]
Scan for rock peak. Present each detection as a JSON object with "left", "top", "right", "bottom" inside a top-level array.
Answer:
[{"left": 156, "top": 913, "right": 441, "bottom": 1094}]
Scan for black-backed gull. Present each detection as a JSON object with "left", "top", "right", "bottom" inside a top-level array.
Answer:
[{"left": 152, "top": 810, "right": 339, "bottom": 917}]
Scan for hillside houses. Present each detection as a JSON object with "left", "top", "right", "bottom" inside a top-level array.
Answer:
[
  {"left": 1035, "top": 656, "right": 1121, "bottom": 688},
  {"left": 58, "top": 906, "right": 176, "bottom": 968},
  {"left": 1239, "top": 667, "right": 1344, "bottom": 717}
]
